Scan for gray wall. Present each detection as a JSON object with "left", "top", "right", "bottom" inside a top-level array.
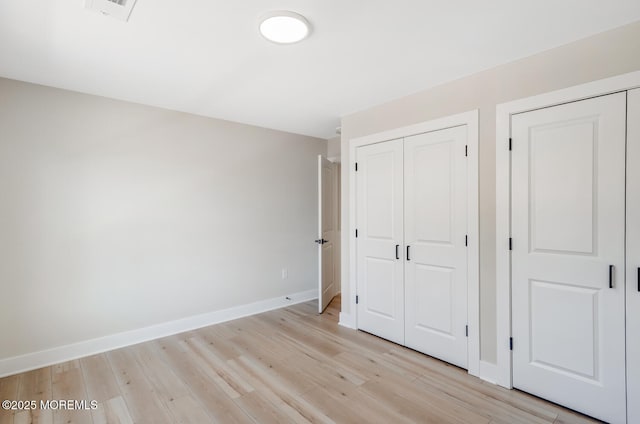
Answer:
[
  {"left": 340, "top": 21, "right": 640, "bottom": 364},
  {"left": 327, "top": 136, "right": 341, "bottom": 160},
  {"left": 0, "top": 78, "right": 326, "bottom": 360}
]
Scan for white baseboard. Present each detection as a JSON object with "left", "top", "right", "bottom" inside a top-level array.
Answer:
[
  {"left": 0, "top": 289, "right": 317, "bottom": 378},
  {"left": 479, "top": 360, "right": 499, "bottom": 385},
  {"left": 338, "top": 312, "right": 356, "bottom": 329}
]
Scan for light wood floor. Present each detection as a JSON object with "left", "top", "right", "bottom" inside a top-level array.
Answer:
[{"left": 0, "top": 296, "right": 599, "bottom": 424}]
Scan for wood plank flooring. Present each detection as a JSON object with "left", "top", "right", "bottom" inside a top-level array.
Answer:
[{"left": 0, "top": 296, "right": 600, "bottom": 423}]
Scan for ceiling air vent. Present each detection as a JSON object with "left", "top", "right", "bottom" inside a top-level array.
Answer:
[{"left": 85, "top": 0, "right": 138, "bottom": 22}]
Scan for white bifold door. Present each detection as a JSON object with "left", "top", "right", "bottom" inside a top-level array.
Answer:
[
  {"left": 404, "top": 127, "right": 468, "bottom": 368},
  {"left": 356, "top": 126, "right": 468, "bottom": 368},
  {"left": 511, "top": 92, "right": 627, "bottom": 423},
  {"left": 356, "top": 139, "right": 405, "bottom": 344}
]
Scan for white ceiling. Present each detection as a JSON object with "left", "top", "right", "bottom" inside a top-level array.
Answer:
[{"left": 1, "top": 1, "right": 639, "bottom": 139}]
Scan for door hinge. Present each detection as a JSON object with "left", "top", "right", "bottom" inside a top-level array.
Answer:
[
  {"left": 355, "top": 162, "right": 358, "bottom": 172},
  {"left": 355, "top": 229, "right": 358, "bottom": 238},
  {"left": 509, "top": 337, "right": 513, "bottom": 351},
  {"left": 465, "top": 145, "right": 468, "bottom": 157},
  {"left": 465, "top": 325, "right": 469, "bottom": 337},
  {"left": 465, "top": 235, "right": 468, "bottom": 247},
  {"left": 509, "top": 138, "right": 512, "bottom": 151},
  {"left": 509, "top": 238, "right": 513, "bottom": 251},
  {"left": 356, "top": 295, "right": 359, "bottom": 304}
]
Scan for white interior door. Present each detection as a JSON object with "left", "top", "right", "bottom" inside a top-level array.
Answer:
[
  {"left": 404, "top": 126, "right": 468, "bottom": 369},
  {"left": 627, "top": 88, "right": 640, "bottom": 424},
  {"left": 356, "top": 139, "right": 404, "bottom": 345},
  {"left": 318, "top": 155, "right": 337, "bottom": 313},
  {"left": 511, "top": 92, "right": 627, "bottom": 423}
]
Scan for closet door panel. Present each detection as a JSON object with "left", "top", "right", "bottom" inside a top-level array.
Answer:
[
  {"left": 627, "top": 88, "right": 640, "bottom": 424},
  {"left": 356, "top": 139, "right": 405, "bottom": 344},
  {"left": 511, "top": 92, "right": 626, "bottom": 424},
  {"left": 404, "top": 126, "right": 468, "bottom": 369}
]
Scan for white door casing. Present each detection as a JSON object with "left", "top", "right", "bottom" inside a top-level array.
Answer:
[
  {"left": 404, "top": 126, "right": 469, "bottom": 369},
  {"left": 511, "top": 93, "right": 627, "bottom": 423},
  {"left": 318, "top": 155, "right": 338, "bottom": 313},
  {"left": 356, "top": 139, "right": 405, "bottom": 345},
  {"left": 627, "top": 88, "right": 640, "bottom": 424}
]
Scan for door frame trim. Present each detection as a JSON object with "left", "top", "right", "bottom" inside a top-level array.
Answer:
[
  {"left": 347, "top": 110, "right": 480, "bottom": 378},
  {"left": 495, "top": 70, "right": 640, "bottom": 389}
]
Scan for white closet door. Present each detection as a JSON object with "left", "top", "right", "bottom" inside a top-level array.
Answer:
[
  {"left": 404, "top": 126, "right": 468, "bottom": 368},
  {"left": 511, "top": 92, "right": 626, "bottom": 424},
  {"left": 627, "top": 88, "right": 640, "bottom": 424},
  {"left": 356, "top": 139, "right": 404, "bottom": 344}
]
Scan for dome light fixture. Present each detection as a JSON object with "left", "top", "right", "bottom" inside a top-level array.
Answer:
[{"left": 259, "top": 11, "right": 311, "bottom": 44}]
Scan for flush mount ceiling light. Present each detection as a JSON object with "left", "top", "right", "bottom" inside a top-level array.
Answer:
[{"left": 259, "top": 11, "right": 311, "bottom": 44}]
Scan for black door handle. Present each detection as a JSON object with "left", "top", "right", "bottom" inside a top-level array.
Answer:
[
  {"left": 637, "top": 267, "right": 639, "bottom": 292},
  {"left": 395, "top": 245, "right": 400, "bottom": 260},
  {"left": 406, "top": 245, "right": 411, "bottom": 261},
  {"left": 609, "top": 265, "right": 614, "bottom": 288},
  {"left": 314, "top": 239, "right": 328, "bottom": 245}
]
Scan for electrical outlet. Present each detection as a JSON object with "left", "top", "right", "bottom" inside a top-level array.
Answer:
[{"left": 281, "top": 268, "right": 288, "bottom": 279}]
